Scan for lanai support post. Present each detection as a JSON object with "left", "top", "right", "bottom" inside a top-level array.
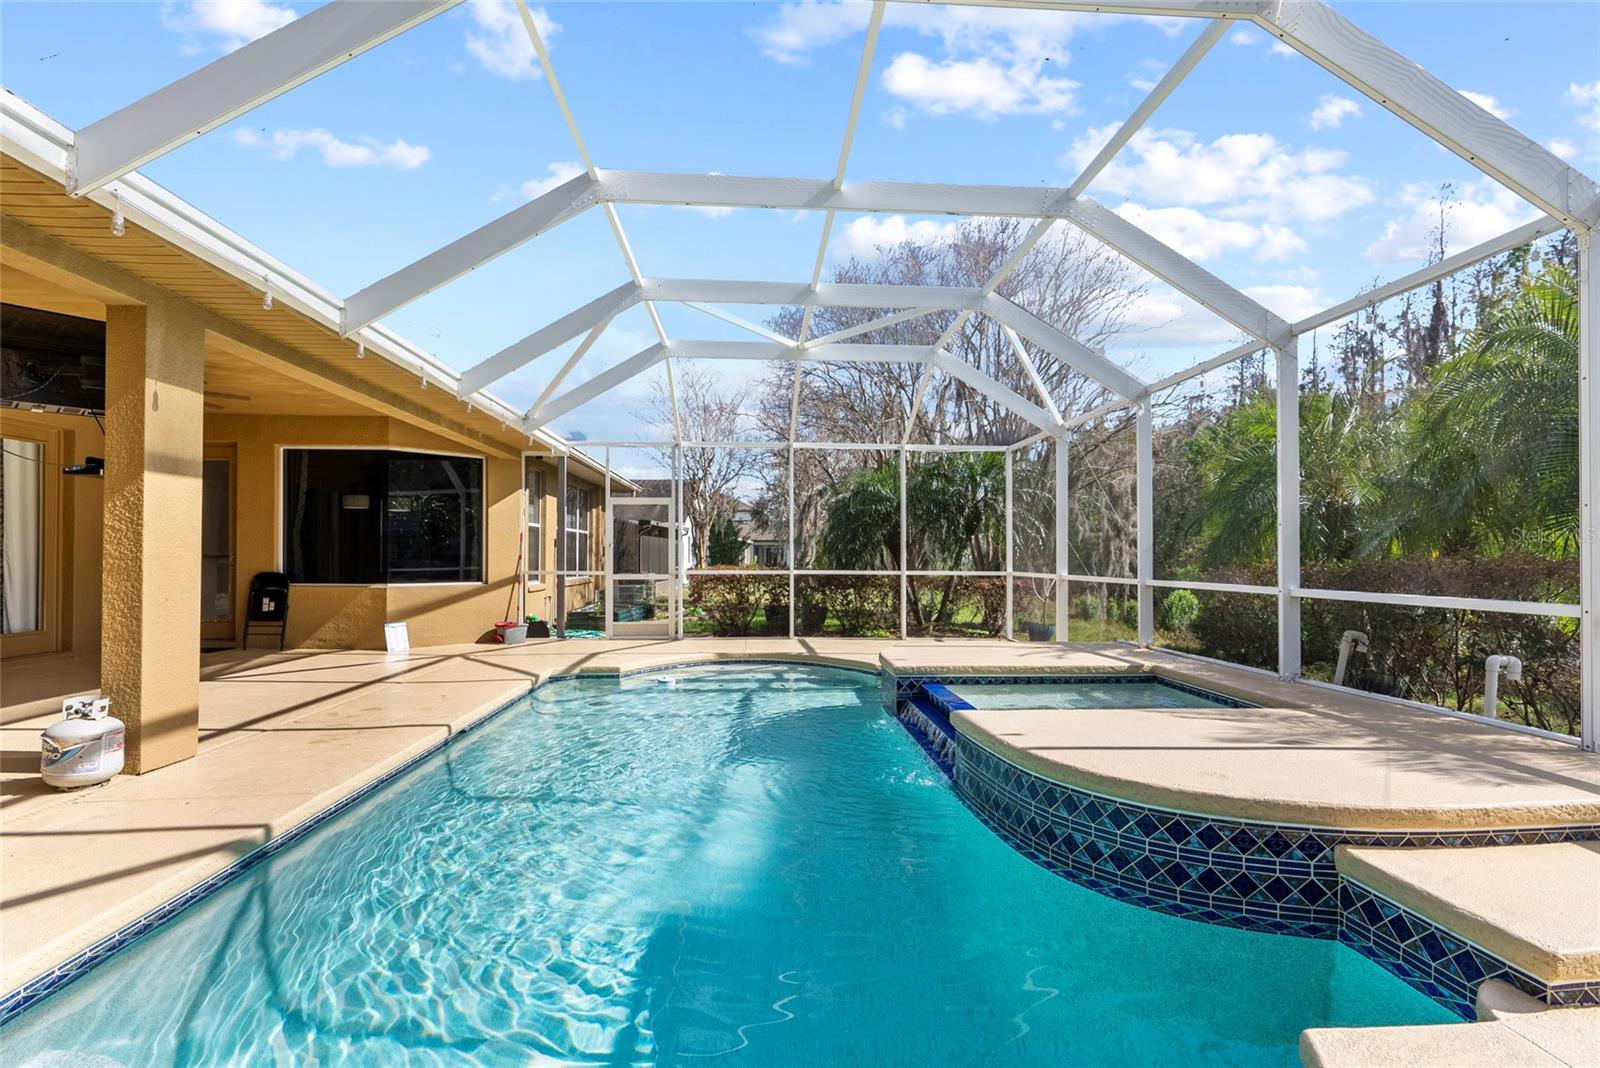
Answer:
[
  {"left": 1277, "top": 339, "right": 1303, "bottom": 681},
  {"left": 1005, "top": 447, "right": 1014, "bottom": 641},
  {"left": 1580, "top": 231, "right": 1599, "bottom": 752},
  {"left": 556, "top": 454, "right": 568, "bottom": 639},
  {"left": 1054, "top": 433, "right": 1069, "bottom": 642},
  {"left": 1136, "top": 400, "right": 1154, "bottom": 647}
]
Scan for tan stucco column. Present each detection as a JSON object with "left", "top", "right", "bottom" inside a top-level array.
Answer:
[{"left": 102, "top": 302, "right": 205, "bottom": 773}]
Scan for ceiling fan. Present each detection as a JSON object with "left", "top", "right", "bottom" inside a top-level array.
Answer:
[{"left": 203, "top": 389, "right": 251, "bottom": 410}]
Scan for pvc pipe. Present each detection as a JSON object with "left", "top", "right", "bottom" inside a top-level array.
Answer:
[
  {"left": 1483, "top": 655, "right": 1523, "bottom": 719},
  {"left": 1333, "top": 630, "right": 1369, "bottom": 686}
]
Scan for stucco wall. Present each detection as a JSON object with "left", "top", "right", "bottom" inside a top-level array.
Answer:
[
  {"left": 205, "top": 416, "right": 606, "bottom": 649},
  {"left": 3, "top": 409, "right": 611, "bottom": 657}
]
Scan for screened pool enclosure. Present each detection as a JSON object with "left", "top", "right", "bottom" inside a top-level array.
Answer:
[{"left": 47, "top": 0, "right": 1600, "bottom": 750}]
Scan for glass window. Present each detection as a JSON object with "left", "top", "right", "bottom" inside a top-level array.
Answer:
[
  {"left": 2, "top": 437, "right": 43, "bottom": 633},
  {"left": 282, "top": 449, "right": 482, "bottom": 584},
  {"left": 523, "top": 459, "right": 543, "bottom": 579},
  {"left": 564, "top": 485, "right": 591, "bottom": 573}
]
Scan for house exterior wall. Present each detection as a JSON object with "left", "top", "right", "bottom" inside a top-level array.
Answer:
[
  {"left": 0, "top": 412, "right": 612, "bottom": 659},
  {"left": 208, "top": 417, "right": 608, "bottom": 650}
]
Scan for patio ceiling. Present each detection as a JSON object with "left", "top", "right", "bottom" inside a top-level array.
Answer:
[{"left": 44, "top": 0, "right": 1600, "bottom": 447}]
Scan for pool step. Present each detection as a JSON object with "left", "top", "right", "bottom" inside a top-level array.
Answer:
[
  {"left": 1335, "top": 842, "right": 1600, "bottom": 1014},
  {"left": 1299, "top": 1001, "right": 1600, "bottom": 1068}
]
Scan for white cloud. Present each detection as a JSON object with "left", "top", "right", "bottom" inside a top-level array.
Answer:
[
  {"left": 831, "top": 215, "right": 957, "bottom": 261},
  {"left": 882, "top": 52, "right": 1077, "bottom": 118},
  {"left": 160, "top": 0, "right": 294, "bottom": 53},
  {"left": 1548, "top": 138, "right": 1578, "bottom": 160},
  {"left": 1269, "top": 41, "right": 1298, "bottom": 58},
  {"left": 464, "top": 0, "right": 557, "bottom": 80},
  {"left": 519, "top": 161, "right": 584, "bottom": 199},
  {"left": 1118, "top": 288, "right": 1239, "bottom": 349},
  {"left": 757, "top": 3, "right": 1126, "bottom": 117},
  {"left": 1309, "top": 94, "right": 1361, "bottom": 131},
  {"left": 1568, "top": 80, "right": 1600, "bottom": 133},
  {"left": 884, "top": 107, "right": 907, "bottom": 130},
  {"left": 1125, "top": 57, "right": 1163, "bottom": 93},
  {"left": 1113, "top": 204, "right": 1306, "bottom": 262},
  {"left": 1363, "top": 179, "right": 1541, "bottom": 264},
  {"left": 1243, "top": 284, "right": 1326, "bottom": 322},
  {"left": 233, "top": 127, "right": 430, "bottom": 170},
  {"left": 754, "top": 0, "right": 868, "bottom": 65},
  {"left": 1459, "top": 90, "right": 1511, "bottom": 121},
  {"left": 1063, "top": 124, "right": 1373, "bottom": 225}
]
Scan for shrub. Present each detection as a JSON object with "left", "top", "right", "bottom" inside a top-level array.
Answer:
[
  {"left": 1160, "top": 588, "right": 1200, "bottom": 632},
  {"left": 1173, "top": 558, "right": 1579, "bottom": 735},
  {"left": 687, "top": 568, "right": 786, "bottom": 637},
  {"left": 797, "top": 575, "right": 898, "bottom": 636}
]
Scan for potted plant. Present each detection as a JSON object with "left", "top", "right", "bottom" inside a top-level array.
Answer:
[{"left": 1022, "top": 620, "right": 1056, "bottom": 642}]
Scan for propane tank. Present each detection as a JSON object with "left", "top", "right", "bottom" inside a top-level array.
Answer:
[{"left": 41, "top": 696, "right": 124, "bottom": 789}]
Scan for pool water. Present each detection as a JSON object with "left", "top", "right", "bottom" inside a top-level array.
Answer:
[
  {"left": 4, "top": 665, "right": 1452, "bottom": 1066},
  {"left": 951, "top": 679, "right": 1237, "bottom": 710}
]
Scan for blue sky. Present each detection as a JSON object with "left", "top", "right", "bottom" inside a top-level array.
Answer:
[{"left": 3, "top": 1, "right": 1598, "bottom": 442}]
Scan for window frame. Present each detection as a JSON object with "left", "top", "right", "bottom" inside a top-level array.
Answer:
[
  {"left": 564, "top": 483, "right": 592, "bottom": 582},
  {"left": 276, "top": 444, "right": 486, "bottom": 587}
]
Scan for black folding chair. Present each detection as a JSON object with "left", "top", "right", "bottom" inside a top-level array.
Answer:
[{"left": 241, "top": 571, "right": 290, "bottom": 650}]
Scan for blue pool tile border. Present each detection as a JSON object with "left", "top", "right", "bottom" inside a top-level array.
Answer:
[
  {"left": 0, "top": 687, "right": 537, "bottom": 1027},
  {"left": 1338, "top": 878, "right": 1600, "bottom": 1020},
  {"left": 880, "top": 670, "right": 1600, "bottom": 1018},
  {"left": 0, "top": 659, "right": 879, "bottom": 1028}
]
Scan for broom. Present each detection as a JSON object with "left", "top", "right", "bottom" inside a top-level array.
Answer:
[{"left": 499, "top": 529, "right": 524, "bottom": 641}]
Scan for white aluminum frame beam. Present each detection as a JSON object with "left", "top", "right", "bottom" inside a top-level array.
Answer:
[
  {"left": 673, "top": 340, "right": 934, "bottom": 363},
  {"left": 1252, "top": 2, "right": 1599, "bottom": 230},
  {"left": 1276, "top": 339, "right": 1302, "bottom": 680},
  {"left": 932, "top": 351, "right": 1058, "bottom": 433},
  {"left": 684, "top": 302, "right": 796, "bottom": 344},
  {"left": 1145, "top": 337, "right": 1267, "bottom": 395},
  {"left": 1135, "top": 397, "right": 1155, "bottom": 645},
  {"left": 68, "top": 0, "right": 459, "bottom": 196},
  {"left": 982, "top": 294, "right": 1145, "bottom": 399},
  {"left": 459, "top": 281, "right": 639, "bottom": 395},
  {"left": 808, "top": 307, "right": 933, "bottom": 346},
  {"left": 1058, "top": 198, "right": 1286, "bottom": 342},
  {"left": 1580, "top": 231, "right": 1599, "bottom": 751},
  {"left": 528, "top": 343, "right": 666, "bottom": 428},
  {"left": 794, "top": 1, "right": 886, "bottom": 444},
  {"left": 1001, "top": 326, "right": 1063, "bottom": 424},
  {"left": 1065, "top": 19, "right": 1227, "bottom": 198},
  {"left": 601, "top": 172, "right": 1283, "bottom": 342},
  {"left": 1294, "top": 215, "right": 1565, "bottom": 335},
  {"left": 528, "top": 316, "right": 614, "bottom": 421},
  {"left": 643, "top": 278, "right": 980, "bottom": 310},
  {"left": 344, "top": 171, "right": 603, "bottom": 335}
]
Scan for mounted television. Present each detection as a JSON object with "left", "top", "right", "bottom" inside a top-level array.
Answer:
[{"left": 1, "top": 303, "right": 106, "bottom": 416}]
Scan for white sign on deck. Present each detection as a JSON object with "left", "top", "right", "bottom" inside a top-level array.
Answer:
[{"left": 383, "top": 622, "right": 410, "bottom": 654}]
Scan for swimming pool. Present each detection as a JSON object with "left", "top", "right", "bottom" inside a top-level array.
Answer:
[
  {"left": 4, "top": 665, "right": 1453, "bottom": 1065},
  {"left": 947, "top": 676, "right": 1241, "bottom": 710}
]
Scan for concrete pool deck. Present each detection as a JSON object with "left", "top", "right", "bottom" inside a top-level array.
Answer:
[{"left": 3, "top": 637, "right": 1598, "bottom": 1064}]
